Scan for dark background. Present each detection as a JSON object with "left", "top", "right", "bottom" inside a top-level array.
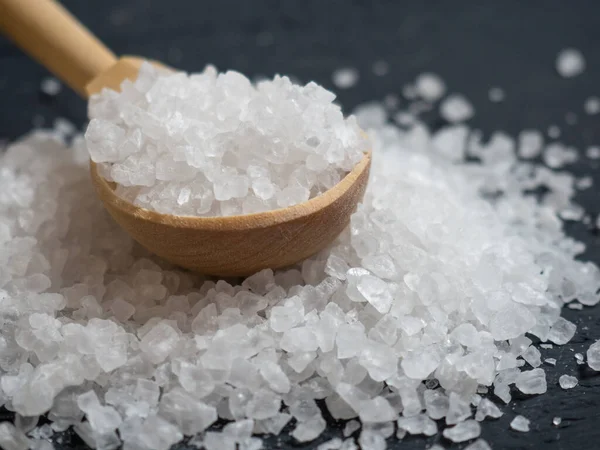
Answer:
[{"left": 2, "top": 0, "right": 600, "bottom": 448}]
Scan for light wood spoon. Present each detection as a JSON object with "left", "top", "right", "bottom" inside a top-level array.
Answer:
[{"left": 0, "top": 0, "right": 371, "bottom": 276}]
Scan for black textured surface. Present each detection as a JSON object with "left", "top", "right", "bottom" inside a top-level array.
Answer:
[{"left": 1, "top": 0, "right": 600, "bottom": 449}]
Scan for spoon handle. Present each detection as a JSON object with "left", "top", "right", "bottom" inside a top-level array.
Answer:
[{"left": 0, "top": 0, "right": 117, "bottom": 96}]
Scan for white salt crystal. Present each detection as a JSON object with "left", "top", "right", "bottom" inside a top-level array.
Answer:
[
  {"left": 518, "top": 130, "right": 544, "bottom": 159},
  {"left": 343, "top": 420, "right": 361, "bottom": 437},
  {"left": 510, "top": 415, "right": 530, "bottom": 432},
  {"left": 586, "top": 146, "right": 600, "bottom": 159},
  {"left": 547, "top": 317, "right": 577, "bottom": 345},
  {"left": 556, "top": 48, "right": 586, "bottom": 77},
  {"left": 40, "top": 77, "right": 61, "bottom": 96},
  {"left": 446, "top": 393, "right": 471, "bottom": 425},
  {"left": 415, "top": 73, "right": 446, "bottom": 102},
  {"left": 588, "top": 340, "right": 600, "bottom": 370},
  {"left": 442, "top": 420, "right": 481, "bottom": 442},
  {"left": 547, "top": 125, "right": 561, "bottom": 139},
  {"left": 139, "top": 321, "right": 179, "bottom": 363},
  {"left": 545, "top": 358, "right": 557, "bottom": 366},
  {"left": 291, "top": 415, "right": 326, "bottom": 442},
  {"left": 358, "top": 429, "right": 386, "bottom": 450},
  {"left": 488, "top": 87, "right": 505, "bottom": 102},
  {"left": 515, "top": 369, "right": 547, "bottom": 395},
  {"left": 440, "top": 94, "right": 474, "bottom": 123},
  {"left": 475, "top": 398, "right": 503, "bottom": 421},
  {"left": 522, "top": 346, "right": 542, "bottom": 368},
  {"left": 464, "top": 440, "right": 492, "bottom": 450},
  {"left": 333, "top": 68, "right": 359, "bottom": 89},
  {"left": 553, "top": 417, "right": 562, "bottom": 426},
  {"left": 584, "top": 97, "right": 600, "bottom": 115},
  {"left": 558, "top": 374, "right": 578, "bottom": 389},
  {"left": 0, "top": 422, "right": 31, "bottom": 450}
]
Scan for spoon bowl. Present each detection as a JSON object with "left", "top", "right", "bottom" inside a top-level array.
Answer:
[{"left": 0, "top": 0, "right": 372, "bottom": 276}]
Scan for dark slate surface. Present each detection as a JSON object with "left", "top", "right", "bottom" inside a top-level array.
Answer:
[{"left": 1, "top": 0, "right": 600, "bottom": 448}]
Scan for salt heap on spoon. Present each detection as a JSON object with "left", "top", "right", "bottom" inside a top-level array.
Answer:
[{"left": 86, "top": 63, "right": 368, "bottom": 217}]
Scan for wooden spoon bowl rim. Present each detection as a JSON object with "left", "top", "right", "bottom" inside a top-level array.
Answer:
[{"left": 90, "top": 150, "right": 372, "bottom": 232}]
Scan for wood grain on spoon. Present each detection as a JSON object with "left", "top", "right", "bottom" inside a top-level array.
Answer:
[{"left": 0, "top": 0, "right": 372, "bottom": 276}]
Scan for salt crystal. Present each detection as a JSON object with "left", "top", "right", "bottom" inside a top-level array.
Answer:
[
  {"left": 40, "top": 78, "right": 62, "bottom": 96},
  {"left": 515, "top": 368, "right": 547, "bottom": 395},
  {"left": 556, "top": 48, "right": 586, "bottom": 77},
  {"left": 464, "top": 440, "right": 493, "bottom": 450},
  {"left": 584, "top": 97, "right": 600, "bottom": 115},
  {"left": 587, "top": 146, "right": 600, "bottom": 159},
  {"left": 0, "top": 422, "right": 31, "bottom": 450},
  {"left": 475, "top": 398, "right": 503, "bottom": 421},
  {"left": 547, "top": 317, "right": 577, "bottom": 345},
  {"left": 415, "top": 73, "right": 446, "bottom": 102},
  {"left": 522, "top": 346, "right": 542, "bottom": 368},
  {"left": 510, "top": 415, "right": 530, "bottom": 432},
  {"left": 358, "top": 429, "right": 386, "bottom": 450},
  {"left": 488, "top": 87, "right": 505, "bottom": 102},
  {"left": 332, "top": 68, "right": 359, "bottom": 89},
  {"left": 446, "top": 393, "right": 471, "bottom": 425},
  {"left": 343, "top": 420, "right": 361, "bottom": 437},
  {"left": 552, "top": 417, "right": 562, "bottom": 426},
  {"left": 442, "top": 420, "right": 481, "bottom": 442},
  {"left": 518, "top": 130, "right": 544, "bottom": 159},
  {"left": 545, "top": 358, "right": 557, "bottom": 366},
  {"left": 440, "top": 94, "right": 474, "bottom": 123},
  {"left": 547, "top": 125, "right": 561, "bottom": 139},
  {"left": 587, "top": 340, "right": 600, "bottom": 371},
  {"left": 558, "top": 374, "right": 578, "bottom": 389}
]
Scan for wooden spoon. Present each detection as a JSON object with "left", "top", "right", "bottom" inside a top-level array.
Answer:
[{"left": 0, "top": 0, "right": 371, "bottom": 276}]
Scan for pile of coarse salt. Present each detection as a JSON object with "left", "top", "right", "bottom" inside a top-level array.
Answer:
[
  {"left": 0, "top": 71, "right": 599, "bottom": 450},
  {"left": 86, "top": 63, "right": 368, "bottom": 216}
]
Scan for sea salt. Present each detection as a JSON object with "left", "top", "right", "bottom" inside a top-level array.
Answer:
[
  {"left": 510, "top": 415, "right": 530, "bottom": 432},
  {"left": 556, "top": 48, "right": 586, "bottom": 77},
  {"left": 488, "top": 87, "right": 505, "bottom": 102},
  {"left": 87, "top": 63, "right": 367, "bottom": 216},
  {"left": 558, "top": 374, "right": 578, "bottom": 389},
  {"left": 587, "top": 340, "right": 600, "bottom": 370},
  {"left": 415, "top": 73, "right": 446, "bottom": 102},
  {"left": 442, "top": 420, "right": 481, "bottom": 442},
  {"left": 552, "top": 417, "right": 562, "bottom": 426},
  {"left": 0, "top": 69, "right": 597, "bottom": 450},
  {"left": 332, "top": 68, "right": 359, "bottom": 89},
  {"left": 584, "top": 97, "right": 600, "bottom": 115},
  {"left": 440, "top": 94, "right": 474, "bottom": 122}
]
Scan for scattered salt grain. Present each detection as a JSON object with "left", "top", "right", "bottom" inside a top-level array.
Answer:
[
  {"left": 575, "top": 353, "right": 584, "bottom": 364},
  {"left": 545, "top": 358, "right": 557, "bottom": 366},
  {"left": 556, "top": 48, "right": 586, "bottom": 77},
  {"left": 586, "top": 146, "right": 600, "bottom": 159},
  {"left": 332, "top": 68, "right": 359, "bottom": 89},
  {"left": 584, "top": 97, "right": 600, "bottom": 115},
  {"left": 518, "top": 130, "right": 544, "bottom": 159},
  {"left": 464, "top": 439, "right": 493, "bottom": 450},
  {"left": 442, "top": 420, "right": 481, "bottom": 443},
  {"left": 515, "top": 369, "right": 547, "bottom": 395},
  {"left": 488, "top": 87, "right": 505, "bottom": 102},
  {"left": 558, "top": 374, "right": 578, "bottom": 389},
  {"left": 510, "top": 415, "right": 530, "bottom": 432},
  {"left": 40, "top": 77, "right": 61, "bottom": 96},
  {"left": 440, "top": 94, "right": 474, "bottom": 122},
  {"left": 547, "top": 125, "right": 561, "bottom": 139},
  {"left": 0, "top": 422, "right": 31, "bottom": 450},
  {"left": 587, "top": 340, "right": 600, "bottom": 370},
  {"left": 553, "top": 417, "right": 562, "bottom": 426},
  {"left": 415, "top": 73, "right": 446, "bottom": 102}
]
